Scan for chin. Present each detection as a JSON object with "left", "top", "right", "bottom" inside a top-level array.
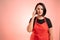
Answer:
[
  {"left": 38, "top": 14, "right": 41, "bottom": 15},
  {"left": 37, "top": 15, "right": 41, "bottom": 16}
]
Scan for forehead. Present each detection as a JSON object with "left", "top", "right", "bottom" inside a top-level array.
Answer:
[{"left": 36, "top": 5, "right": 43, "bottom": 8}]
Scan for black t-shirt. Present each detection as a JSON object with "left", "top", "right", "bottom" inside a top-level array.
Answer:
[{"left": 29, "top": 17, "right": 52, "bottom": 28}]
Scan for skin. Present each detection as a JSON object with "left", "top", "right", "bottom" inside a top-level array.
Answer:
[
  {"left": 35, "top": 5, "right": 44, "bottom": 20},
  {"left": 27, "top": 5, "right": 53, "bottom": 40}
]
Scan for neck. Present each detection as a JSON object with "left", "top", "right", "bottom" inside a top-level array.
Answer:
[{"left": 37, "top": 16, "right": 44, "bottom": 20}]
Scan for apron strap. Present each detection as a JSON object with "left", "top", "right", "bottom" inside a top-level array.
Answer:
[{"left": 44, "top": 17, "right": 46, "bottom": 22}]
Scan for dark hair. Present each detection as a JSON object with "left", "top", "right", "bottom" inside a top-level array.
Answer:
[{"left": 35, "top": 3, "right": 46, "bottom": 16}]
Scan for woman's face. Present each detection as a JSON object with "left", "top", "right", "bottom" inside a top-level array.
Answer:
[{"left": 36, "top": 5, "right": 43, "bottom": 16}]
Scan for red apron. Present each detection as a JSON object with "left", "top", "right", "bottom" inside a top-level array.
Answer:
[{"left": 30, "top": 17, "right": 50, "bottom": 40}]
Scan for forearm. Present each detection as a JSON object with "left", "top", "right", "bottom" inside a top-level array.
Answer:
[
  {"left": 27, "top": 17, "right": 35, "bottom": 32},
  {"left": 50, "top": 34, "right": 53, "bottom": 40},
  {"left": 49, "top": 28, "right": 53, "bottom": 40},
  {"left": 27, "top": 10, "right": 36, "bottom": 32}
]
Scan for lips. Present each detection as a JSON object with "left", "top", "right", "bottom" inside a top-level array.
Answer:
[{"left": 38, "top": 12, "right": 41, "bottom": 15}]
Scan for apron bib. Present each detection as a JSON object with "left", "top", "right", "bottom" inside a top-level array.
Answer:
[{"left": 30, "top": 17, "right": 50, "bottom": 40}]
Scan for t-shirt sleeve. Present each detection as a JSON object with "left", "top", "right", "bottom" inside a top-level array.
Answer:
[
  {"left": 29, "top": 17, "right": 36, "bottom": 23},
  {"left": 29, "top": 17, "right": 36, "bottom": 28},
  {"left": 46, "top": 18, "right": 52, "bottom": 28}
]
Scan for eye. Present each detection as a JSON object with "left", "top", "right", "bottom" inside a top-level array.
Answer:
[
  {"left": 37, "top": 8, "right": 40, "bottom": 10},
  {"left": 37, "top": 8, "right": 43, "bottom": 10},
  {"left": 41, "top": 8, "right": 43, "bottom": 10}
]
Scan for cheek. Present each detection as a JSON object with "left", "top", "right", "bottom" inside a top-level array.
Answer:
[
  {"left": 39, "top": 10, "right": 43, "bottom": 15},
  {"left": 36, "top": 9, "right": 43, "bottom": 14},
  {"left": 36, "top": 9, "right": 39, "bottom": 13},
  {"left": 40, "top": 10, "right": 43, "bottom": 13}
]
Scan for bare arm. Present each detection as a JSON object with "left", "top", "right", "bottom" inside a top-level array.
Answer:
[
  {"left": 27, "top": 10, "right": 36, "bottom": 33},
  {"left": 49, "top": 27, "right": 53, "bottom": 40},
  {"left": 27, "top": 17, "right": 35, "bottom": 32}
]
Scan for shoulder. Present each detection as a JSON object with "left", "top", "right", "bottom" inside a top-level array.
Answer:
[
  {"left": 29, "top": 17, "right": 36, "bottom": 23},
  {"left": 45, "top": 17, "right": 52, "bottom": 28},
  {"left": 30, "top": 17, "right": 36, "bottom": 21},
  {"left": 45, "top": 17, "right": 50, "bottom": 21},
  {"left": 45, "top": 17, "right": 51, "bottom": 22}
]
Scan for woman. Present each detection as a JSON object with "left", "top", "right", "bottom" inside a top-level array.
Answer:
[{"left": 27, "top": 3, "right": 53, "bottom": 40}]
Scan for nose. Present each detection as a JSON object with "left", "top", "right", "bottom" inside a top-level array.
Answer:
[{"left": 39, "top": 10, "right": 41, "bottom": 13}]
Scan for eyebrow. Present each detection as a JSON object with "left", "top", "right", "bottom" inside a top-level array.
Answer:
[{"left": 37, "top": 7, "right": 43, "bottom": 10}]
